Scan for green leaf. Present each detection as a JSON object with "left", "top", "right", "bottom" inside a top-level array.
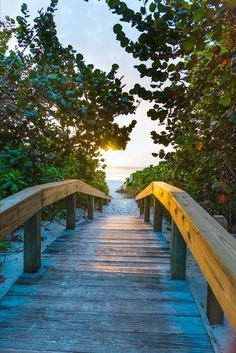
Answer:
[
  {"left": 219, "top": 95, "right": 231, "bottom": 107},
  {"left": 159, "top": 149, "right": 165, "bottom": 159},
  {"left": 112, "top": 63, "right": 119, "bottom": 71},
  {"left": 21, "top": 3, "right": 28, "bottom": 14},
  {"left": 182, "top": 39, "right": 195, "bottom": 51},
  {"left": 193, "top": 7, "right": 205, "bottom": 22},
  {"left": 48, "top": 73, "right": 58, "bottom": 80},
  {"left": 113, "top": 24, "right": 122, "bottom": 34},
  {"left": 107, "top": 0, "right": 120, "bottom": 9},
  {"left": 168, "top": 63, "right": 176, "bottom": 72},
  {"left": 76, "top": 53, "right": 83, "bottom": 61},
  {"left": 140, "top": 7, "right": 146, "bottom": 15},
  {"left": 149, "top": 3, "right": 156, "bottom": 12}
]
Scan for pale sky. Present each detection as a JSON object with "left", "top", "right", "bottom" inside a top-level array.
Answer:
[{"left": 1, "top": 0, "right": 164, "bottom": 179}]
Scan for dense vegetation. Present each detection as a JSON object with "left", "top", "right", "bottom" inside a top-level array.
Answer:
[
  {"left": 0, "top": 0, "right": 136, "bottom": 200},
  {"left": 1, "top": 0, "right": 236, "bottom": 228},
  {"left": 100, "top": 0, "right": 236, "bottom": 228}
]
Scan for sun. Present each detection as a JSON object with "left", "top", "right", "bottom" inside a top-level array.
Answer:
[{"left": 106, "top": 147, "right": 115, "bottom": 152}]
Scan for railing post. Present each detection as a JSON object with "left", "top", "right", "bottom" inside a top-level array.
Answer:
[
  {"left": 144, "top": 196, "right": 150, "bottom": 222},
  {"left": 88, "top": 195, "right": 94, "bottom": 220},
  {"left": 139, "top": 199, "right": 144, "bottom": 215},
  {"left": 170, "top": 220, "right": 186, "bottom": 279},
  {"left": 66, "top": 193, "right": 76, "bottom": 229},
  {"left": 206, "top": 285, "right": 224, "bottom": 325},
  {"left": 24, "top": 212, "right": 41, "bottom": 273},
  {"left": 153, "top": 197, "right": 163, "bottom": 231},
  {"left": 98, "top": 198, "right": 103, "bottom": 212}
]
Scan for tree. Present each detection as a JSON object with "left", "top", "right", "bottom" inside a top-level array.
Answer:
[
  {"left": 97, "top": 0, "right": 236, "bottom": 225},
  {"left": 0, "top": 0, "right": 137, "bottom": 197}
]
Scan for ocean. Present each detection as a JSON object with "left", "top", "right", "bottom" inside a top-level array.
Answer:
[{"left": 105, "top": 166, "right": 143, "bottom": 181}]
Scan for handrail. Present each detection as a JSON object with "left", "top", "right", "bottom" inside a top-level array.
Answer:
[
  {"left": 0, "top": 179, "right": 111, "bottom": 240},
  {"left": 0, "top": 179, "right": 111, "bottom": 239},
  {"left": 136, "top": 181, "right": 236, "bottom": 330},
  {"left": 0, "top": 179, "right": 111, "bottom": 273}
]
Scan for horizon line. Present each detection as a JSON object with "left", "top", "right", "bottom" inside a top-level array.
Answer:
[{"left": 105, "top": 166, "right": 144, "bottom": 169}]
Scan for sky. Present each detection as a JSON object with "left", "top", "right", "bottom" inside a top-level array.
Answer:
[{"left": 1, "top": 0, "right": 163, "bottom": 180}]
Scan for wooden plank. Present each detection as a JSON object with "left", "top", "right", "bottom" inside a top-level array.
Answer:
[
  {"left": 0, "top": 311, "right": 210, "bottom": 335},
  {"left": 206, "top": 285, "right": 224, "bottom": 325},
  {"left": 0, "top": 180, "right": 111, "bottom": 239},
  {"left": 170, "top": 221, "right": 186, "bottom": 280},
  {"left": 144, "top": 196, "right": 151, "bottom": 222},
  {"left": 87, "top": 195, "right": 94, "bottom": 220},
  {"left": 6, "top": 285, "right": 194, "bottom": 302},
  {"left": 0, "top": 215, "right": 213, "bottom": 353},
  {"left": 98, "top": 198, "right": 103, "bottom": 212},
  {"left": 136, "top": 183, "right": 153, "bottom": 201},
  {"left": 136, "top": 181, "right": 236, "bottom": 330},
  {"left": 77, "top": 180, "right": 111, "bottom": 200},
  {"left": 0, "top": 188, "right": 42, "bottom": 240},
  {"left": 0, "top": 330, "right": 214, "bottom": 353},
  {"left": 0, "top": 294, "right": 200, "bottom": 316},
  {"left": 24, "top": 212, "right": 41, "bottom": 273},
  {"left": 139, "top": 198, "right": 144, "bottom": 215},
  {"left": 153, "top": 197, "right": 163, "bottom": 231},
  {"left": 65, "top": 193, "right": 76, "bottom": 229}
]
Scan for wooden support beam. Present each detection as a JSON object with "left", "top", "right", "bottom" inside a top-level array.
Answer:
[
  {"left": 139, "top": 199, "right": 144, "bottom": 215},
  {"left": 153, "top": 197, "right": 163, "bottom": 231},
  {"left": 98, "top": 199, "right": 103, "bottom": 212},
  {"left": 144, "top": 196, "right": 150, "bottom": 222},
  {"left": 66, "top": 193, "right": 76, "bottom": 229},
  {"left": 24, "top": 212, "right": 41, "bottom": 273},
  {"left": 207, "top": 285, "right": 224, "bottom": 325},
  {"left": 88, "top": 195, "right": 94, "bottom": 220},
  {"left": 170, "top": 220, "right": 186, "bottom": 279}
]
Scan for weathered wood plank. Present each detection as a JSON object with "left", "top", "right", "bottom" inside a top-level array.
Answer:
[
  {"left": 0, "top": 179, "right": 111, "bottom": 239},
  {"left": 87, "top": 195, "right": 94, "bottom": 220},
  {"left": 6, "top": 285, "right": 194, "bottom": 301},
  {"left": 153, "top": 197, "right": 163, "bottom": 231},
  {"left": 0, "top": 330, "right": 214, "bottom": 353},
  {"left": 139, "top": 198, "right": 144, "bottom": 215},
  {"left": 170, "top": 221, "right": 187, "bottom": 279},
  {"left": 0, "top": 215, "right": 213, "bottom": 353},
  {"left": 65, "top": 193, "right": 76, "bottom": 229},
  {"left": 0, "top": 311, "right": 209, "bottom": 335},
  {"left": 144, "top": 196, "right": 151, "bottom": 222},
  {"left": 24, "top": 212, "right": 41, "bottom": 273},
  {"left": 206, "top": 283, "right": 224, "bottom": 325},
  {"left": 0, "top": 188, "right": 42, "bottom": 240}
]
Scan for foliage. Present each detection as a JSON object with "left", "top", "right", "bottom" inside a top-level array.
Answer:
[
  {"left": 0, "top": 1, "right": 137, "bottom": 200},
  {"left": 122, "top": 163, "right": 172, "bottom": 197},
  {"left": 0, "top": 241, "right": 12, "bottom": 252},
  {"left": 93, "top": 0, "right": 236, "bottom": 225}
]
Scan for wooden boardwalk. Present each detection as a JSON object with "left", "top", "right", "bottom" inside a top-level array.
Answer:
[{"left": 0, "top": 216, "right": 214, "bottom": 353}]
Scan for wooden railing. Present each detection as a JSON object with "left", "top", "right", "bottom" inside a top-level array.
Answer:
[
  {"left": 0, "top": 179, "right": 111, "bottom": 272},
  {"left": 136, "top": 181, "right": 236, "bottom": 330}
]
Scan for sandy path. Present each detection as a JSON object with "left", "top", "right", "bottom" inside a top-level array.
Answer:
[{"left": 104, "top": 180, "right": 139, "bottom": 216}]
